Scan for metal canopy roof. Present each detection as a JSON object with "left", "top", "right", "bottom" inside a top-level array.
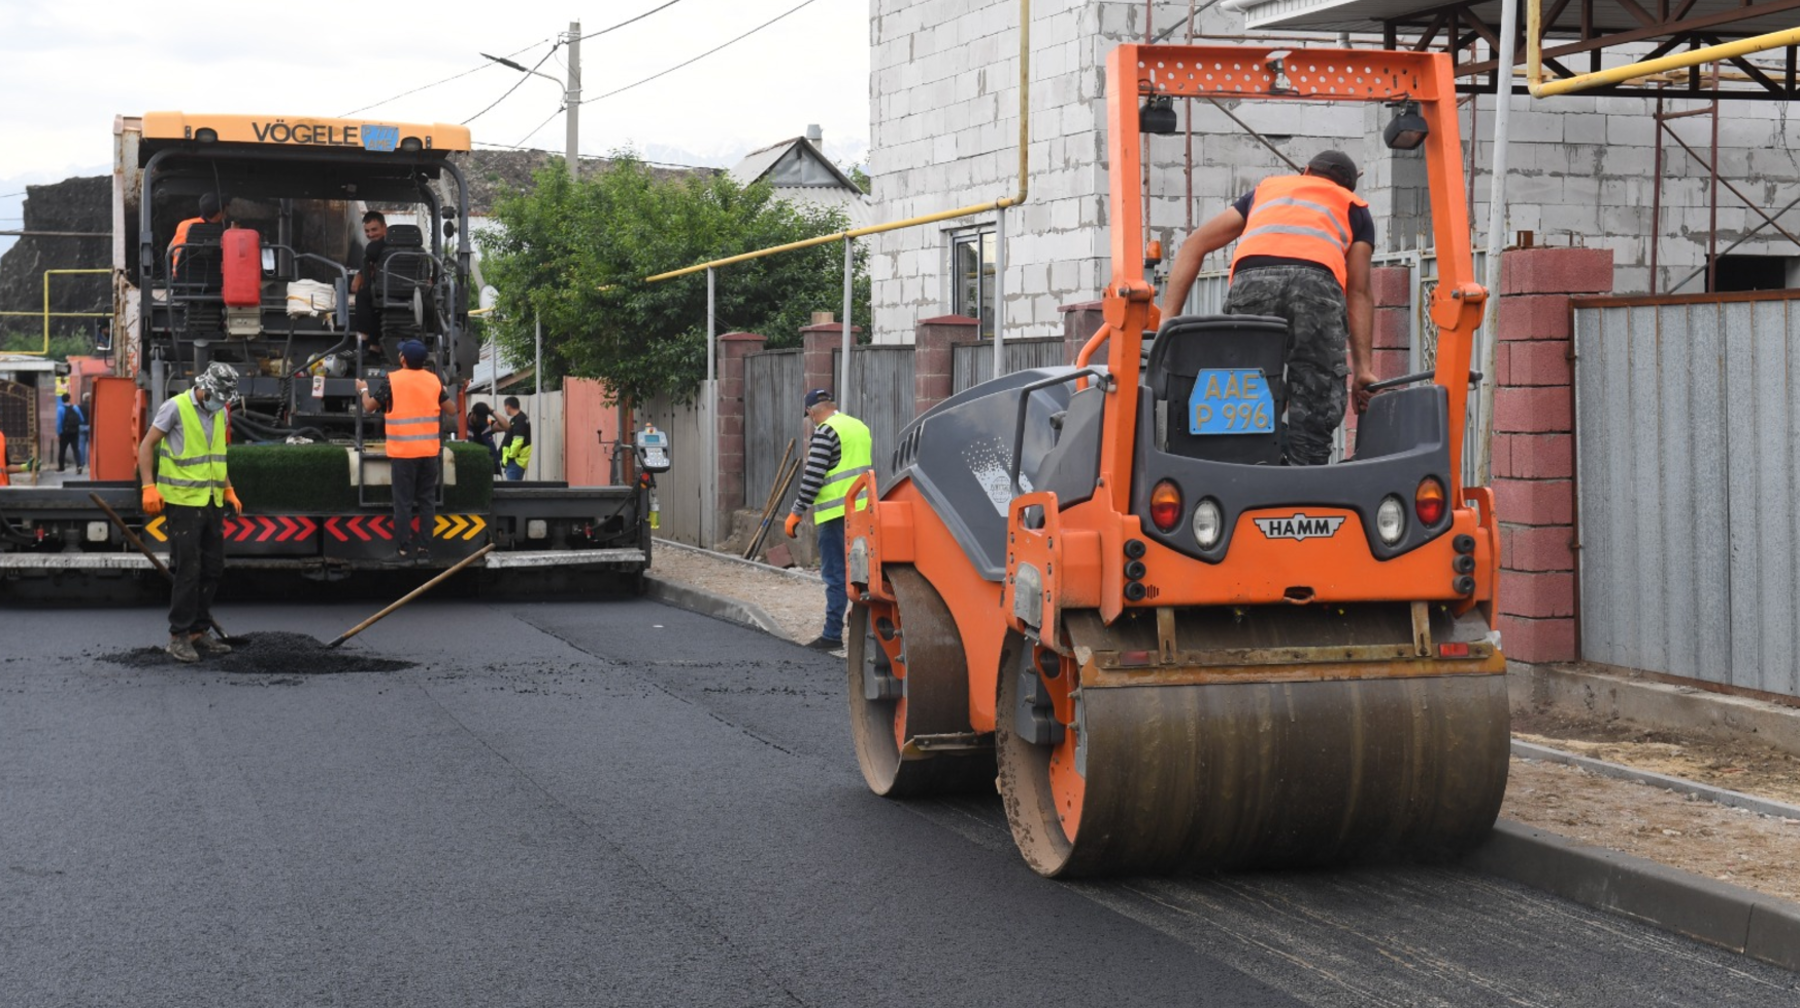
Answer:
[
  {"left": 1243, "top": 0, "right": 1800, "bottom": 37},
  {"left": 1239, "top": 0, "right": 1800, "bottom": 99}
]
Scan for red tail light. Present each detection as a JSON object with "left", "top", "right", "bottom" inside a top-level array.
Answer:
[
  {"left": 1150, "top": 480, "right": 1182, "bottom": 532},
  {"left": 1415, "top": 477, "right": 1446, "bottom": 526}
]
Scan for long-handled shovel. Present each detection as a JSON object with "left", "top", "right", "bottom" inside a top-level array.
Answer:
[
  {"left": 91, "top": 491, "right": 232, "bottom": 640},
  {"left": 326, "top": 544, "right": 496, "bottom": 648}
]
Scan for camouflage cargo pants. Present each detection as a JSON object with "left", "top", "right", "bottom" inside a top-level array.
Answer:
[{"left": 1223, "top": 265, "right": 1349, "bottom": 466}]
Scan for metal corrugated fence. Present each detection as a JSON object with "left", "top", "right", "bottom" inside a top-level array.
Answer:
[{"left": 1574, "top": 294, "right": 1800, "bottom": 700}]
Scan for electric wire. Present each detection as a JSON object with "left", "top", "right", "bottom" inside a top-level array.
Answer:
[
  {"left": 579, "top": 0, "right": 823, "bottom": 106},
  {"left": 514, "top": 106, "right": 568, "bottom": 149},
  {"left": 577, "top": 0, "right": 687, "bottom": 41},
  {"left": 462, "top": 44, "right": 562, "bottom": 125},
  {"left": 340, "top": 37, "right": 554, "bottom": 117}
]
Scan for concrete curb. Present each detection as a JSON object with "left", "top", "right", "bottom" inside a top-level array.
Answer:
[
  {"left": 653, "top": 537, "right": 823, "bottom": 585},
  {"left": 643, "top": 575, "right": 790, "bottom": 640},
  {"left": 1510, "top": 660, "right": 1800, "bottom": 757},
  {"left": 1467, "top": 819, "right": 1800, "bottom": 971},
  {"left": 1512, "top": 739, "right": 1800, "bottom": 822}
]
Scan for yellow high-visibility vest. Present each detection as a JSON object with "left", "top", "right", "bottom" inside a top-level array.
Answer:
[{"left": 813, "top": 412, "right": 872, "bottom": 524}]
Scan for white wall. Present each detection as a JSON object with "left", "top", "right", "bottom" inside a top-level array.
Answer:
[{"left": 867, "top": 0, "right": 1800, "bottom": 336}]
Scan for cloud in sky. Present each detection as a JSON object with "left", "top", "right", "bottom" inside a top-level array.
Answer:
[{"left": 0, "top": 0, "right": 872, "bottom": 180}]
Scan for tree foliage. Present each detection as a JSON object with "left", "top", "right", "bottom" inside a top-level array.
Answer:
[{"left": 477, "top": 155, "right": 869, "bottom": 405}]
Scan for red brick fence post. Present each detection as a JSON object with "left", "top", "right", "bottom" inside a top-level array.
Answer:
[{"left": 1492, "top": 247, "right": 1611, "bottom": 664}]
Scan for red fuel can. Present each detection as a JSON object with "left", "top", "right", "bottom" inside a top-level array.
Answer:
[{"left": 221, "top": 227, "right": 261, "bottom": 307}]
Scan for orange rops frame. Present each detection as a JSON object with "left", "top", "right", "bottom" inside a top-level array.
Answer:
[{"left": 1087, "top": 46, "right": 1487, "bottom": 509}]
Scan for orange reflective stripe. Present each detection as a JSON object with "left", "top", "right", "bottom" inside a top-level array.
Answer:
[
  {"left": 1229, "top": 175, "right": 1367, "bottom": 288},
  {"left": 384, "top": 369, "right": 444, "bottom": 458}
]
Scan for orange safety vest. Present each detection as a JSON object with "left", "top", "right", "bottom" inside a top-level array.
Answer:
[
  {"left": 170, "top": 216, "right": 205, "bottom": 270},
  {"left": 384, "top": 368, "right": 443, "bottom": 459},
  {"left": 1230, "top": 174, "right": 1368, "bottom": 289},
  {"left": 0, "top": 430, "right": 9, "bottom": 487}
]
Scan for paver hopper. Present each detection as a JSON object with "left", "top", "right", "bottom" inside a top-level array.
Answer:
[{"left": 843, "top": 45, "right": 1508, "bottom": 876}]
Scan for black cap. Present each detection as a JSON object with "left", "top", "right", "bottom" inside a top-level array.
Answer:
[
  {"left": 1307, "top": 150, "right": 1359, "bottom": 191},
  {"left": 803, "top": 388, "right": 833, "bottom": 413},
  {"left": 199, "top": 192, "right": 222, "bottom": 217}
]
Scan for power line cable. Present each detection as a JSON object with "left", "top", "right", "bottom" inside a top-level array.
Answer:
[
  {"left": 515, "top": 106, "right": 567, "bottom": 149},
  {"left": 581, "top": 0, "right": 822, "bottom": 106},
  {"left": 578, "top": 0, "right": 688, "bottom": 41},
  {"left": 340, "top": 36, "right": 554, "bottom": 117},
  {"left": 459, "top": 4, "right": 690, "bottom": 143},
  {"left": 462, "top": 44, "right": 561, "bottom": 125}
]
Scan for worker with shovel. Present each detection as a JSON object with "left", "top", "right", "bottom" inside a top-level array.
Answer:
[{"left": 138, "top": 363, "right": 243, "bottom": 663}]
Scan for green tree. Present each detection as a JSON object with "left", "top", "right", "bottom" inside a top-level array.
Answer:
[
  {"left": 1, "top": 329, "right": 96, "bottom": 362},
  {"left": 478, "top": 154, "right": 869, "bottom": 406}
]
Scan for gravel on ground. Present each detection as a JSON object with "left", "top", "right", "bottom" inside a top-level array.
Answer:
[
  {"left": 99, "top": 631, "right": 415, "bottom": 675},
  {"left": 647, "top": 543, "right": 1800, "bottom": 902}
]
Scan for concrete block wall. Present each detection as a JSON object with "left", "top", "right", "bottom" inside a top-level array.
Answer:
[{"left": 1490, "top": 247, "right": 1610, "bottom": 664}]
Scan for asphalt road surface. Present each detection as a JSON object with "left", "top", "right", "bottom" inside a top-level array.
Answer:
[{"left": 4, "top": 598, "right": 1797, "bottom": 1007}]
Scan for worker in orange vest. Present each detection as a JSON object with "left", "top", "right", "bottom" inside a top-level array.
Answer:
[
  {"left": 1158, "top": 150, "right": 1377, "bottom": 466},
  {"left": 357, "top": 339, "right": 452, "bottom": 566},
  {"left": 169, "top": 192, "right": 225, "bottom": 271}
]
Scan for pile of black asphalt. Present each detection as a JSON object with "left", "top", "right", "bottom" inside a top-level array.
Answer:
[{"left": 98, "top": 631, "right": 414, "bottom": 675}]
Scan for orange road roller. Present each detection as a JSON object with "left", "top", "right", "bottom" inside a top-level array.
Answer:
[{"left": 843, "top": 44, "right": 1508, "bottom": 877}]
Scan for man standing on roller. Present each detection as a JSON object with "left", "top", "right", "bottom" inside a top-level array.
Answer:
[
  {"left": 784, "top": 388, "right": 872, "bottom": 653},
  {"left": 1158, "top": 150, "right": 1378, "bottom": 465},
  {"left": 138, "top": 363, "right": 242, "bottom": 663}
]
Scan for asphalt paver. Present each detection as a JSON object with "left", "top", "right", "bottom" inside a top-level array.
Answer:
[{"left": 3, "top": 598, "right": 1796, "bottom": 1007}]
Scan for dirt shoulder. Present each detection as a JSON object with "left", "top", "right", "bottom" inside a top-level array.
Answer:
[{"left": 647, "top": 544, "right": 1800, "bottom": 903}]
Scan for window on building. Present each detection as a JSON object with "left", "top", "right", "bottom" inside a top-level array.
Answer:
[
  {"left": 1709, "top": 254, "right": 1796, "bottom": 293},
  {"left": 951, "top": 228, "right": 996, "bottom": 337}
]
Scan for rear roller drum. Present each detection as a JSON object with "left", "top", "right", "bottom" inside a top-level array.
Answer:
[
  {"left": 996, "top": 631, "right": 1511, "bottom": 877},
  {"left": 847, "top": 566, "right": 993, "bottom": 797}
]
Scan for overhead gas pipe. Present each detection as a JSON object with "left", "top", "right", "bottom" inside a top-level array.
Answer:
[{"left": 1525, "top": 0, "right": 1800, "bottom": 97}]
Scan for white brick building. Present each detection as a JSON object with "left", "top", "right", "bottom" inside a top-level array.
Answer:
[{"left": 865, "top": 0, "right": 1800, "bottom": 343}]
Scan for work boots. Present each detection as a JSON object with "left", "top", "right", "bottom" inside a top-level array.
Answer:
[
  {"left": 166, "top": 635, "right": 200, "bottom": 663},
  {"left": 191, "top": 633, "right": 232, "bottom": 656}
]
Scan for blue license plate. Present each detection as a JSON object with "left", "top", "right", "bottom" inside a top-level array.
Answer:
[{"left": 1189, "top": 368, "right": 1275, "bottom": 435}]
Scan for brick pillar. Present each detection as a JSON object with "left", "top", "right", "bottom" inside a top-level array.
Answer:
[
  {"left": 1368, "top": 265, "right": 1413, "bottom": 382},
  {"left": 1492, "top": 247, "right": 1611, "bottom": 664},
  {"left": 1341, "top": 264, "right": 1413, "bottom": 454},
  {"left": 800, "top": 319, "right": 860, "bottom": 398},
  {"left": 715, "top": 332, "right": 767, "bottom": 515},
  {"left": 1059, "top": 300, "right": 1106, "bottom": 364},
  {"left": 913, "top": 314, "right": 980, "bottom": 416}
]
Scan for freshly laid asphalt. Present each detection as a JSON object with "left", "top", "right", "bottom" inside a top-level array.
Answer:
[{"left": 4, "top": 598, "right": 1797, "bottom": 1007}]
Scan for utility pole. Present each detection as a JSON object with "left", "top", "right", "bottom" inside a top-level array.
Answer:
[{"left": 566, "top": 21, "right": 581, "bottom": 179}]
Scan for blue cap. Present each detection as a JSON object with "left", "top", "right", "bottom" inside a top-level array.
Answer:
[
  {"left": 803, "top": 388, "right": 833, "bottom": 412},
  {"left": 399, "top": 340, "right": 428, "bottom": 366}
]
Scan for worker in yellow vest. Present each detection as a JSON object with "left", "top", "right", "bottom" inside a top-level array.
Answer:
[
  {"left": 137, "top": 363, "right": 243, "bottom": 663},
  {"left": 784, "top": 388, "right": 872, "bottom": 652},
  {"left": 358, "top": 339, "right": 452, "bottom": 566}
]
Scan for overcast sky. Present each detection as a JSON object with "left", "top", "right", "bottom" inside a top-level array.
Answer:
[{"left": 0, "top": 0, "right": 871, "bottom": 184}]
